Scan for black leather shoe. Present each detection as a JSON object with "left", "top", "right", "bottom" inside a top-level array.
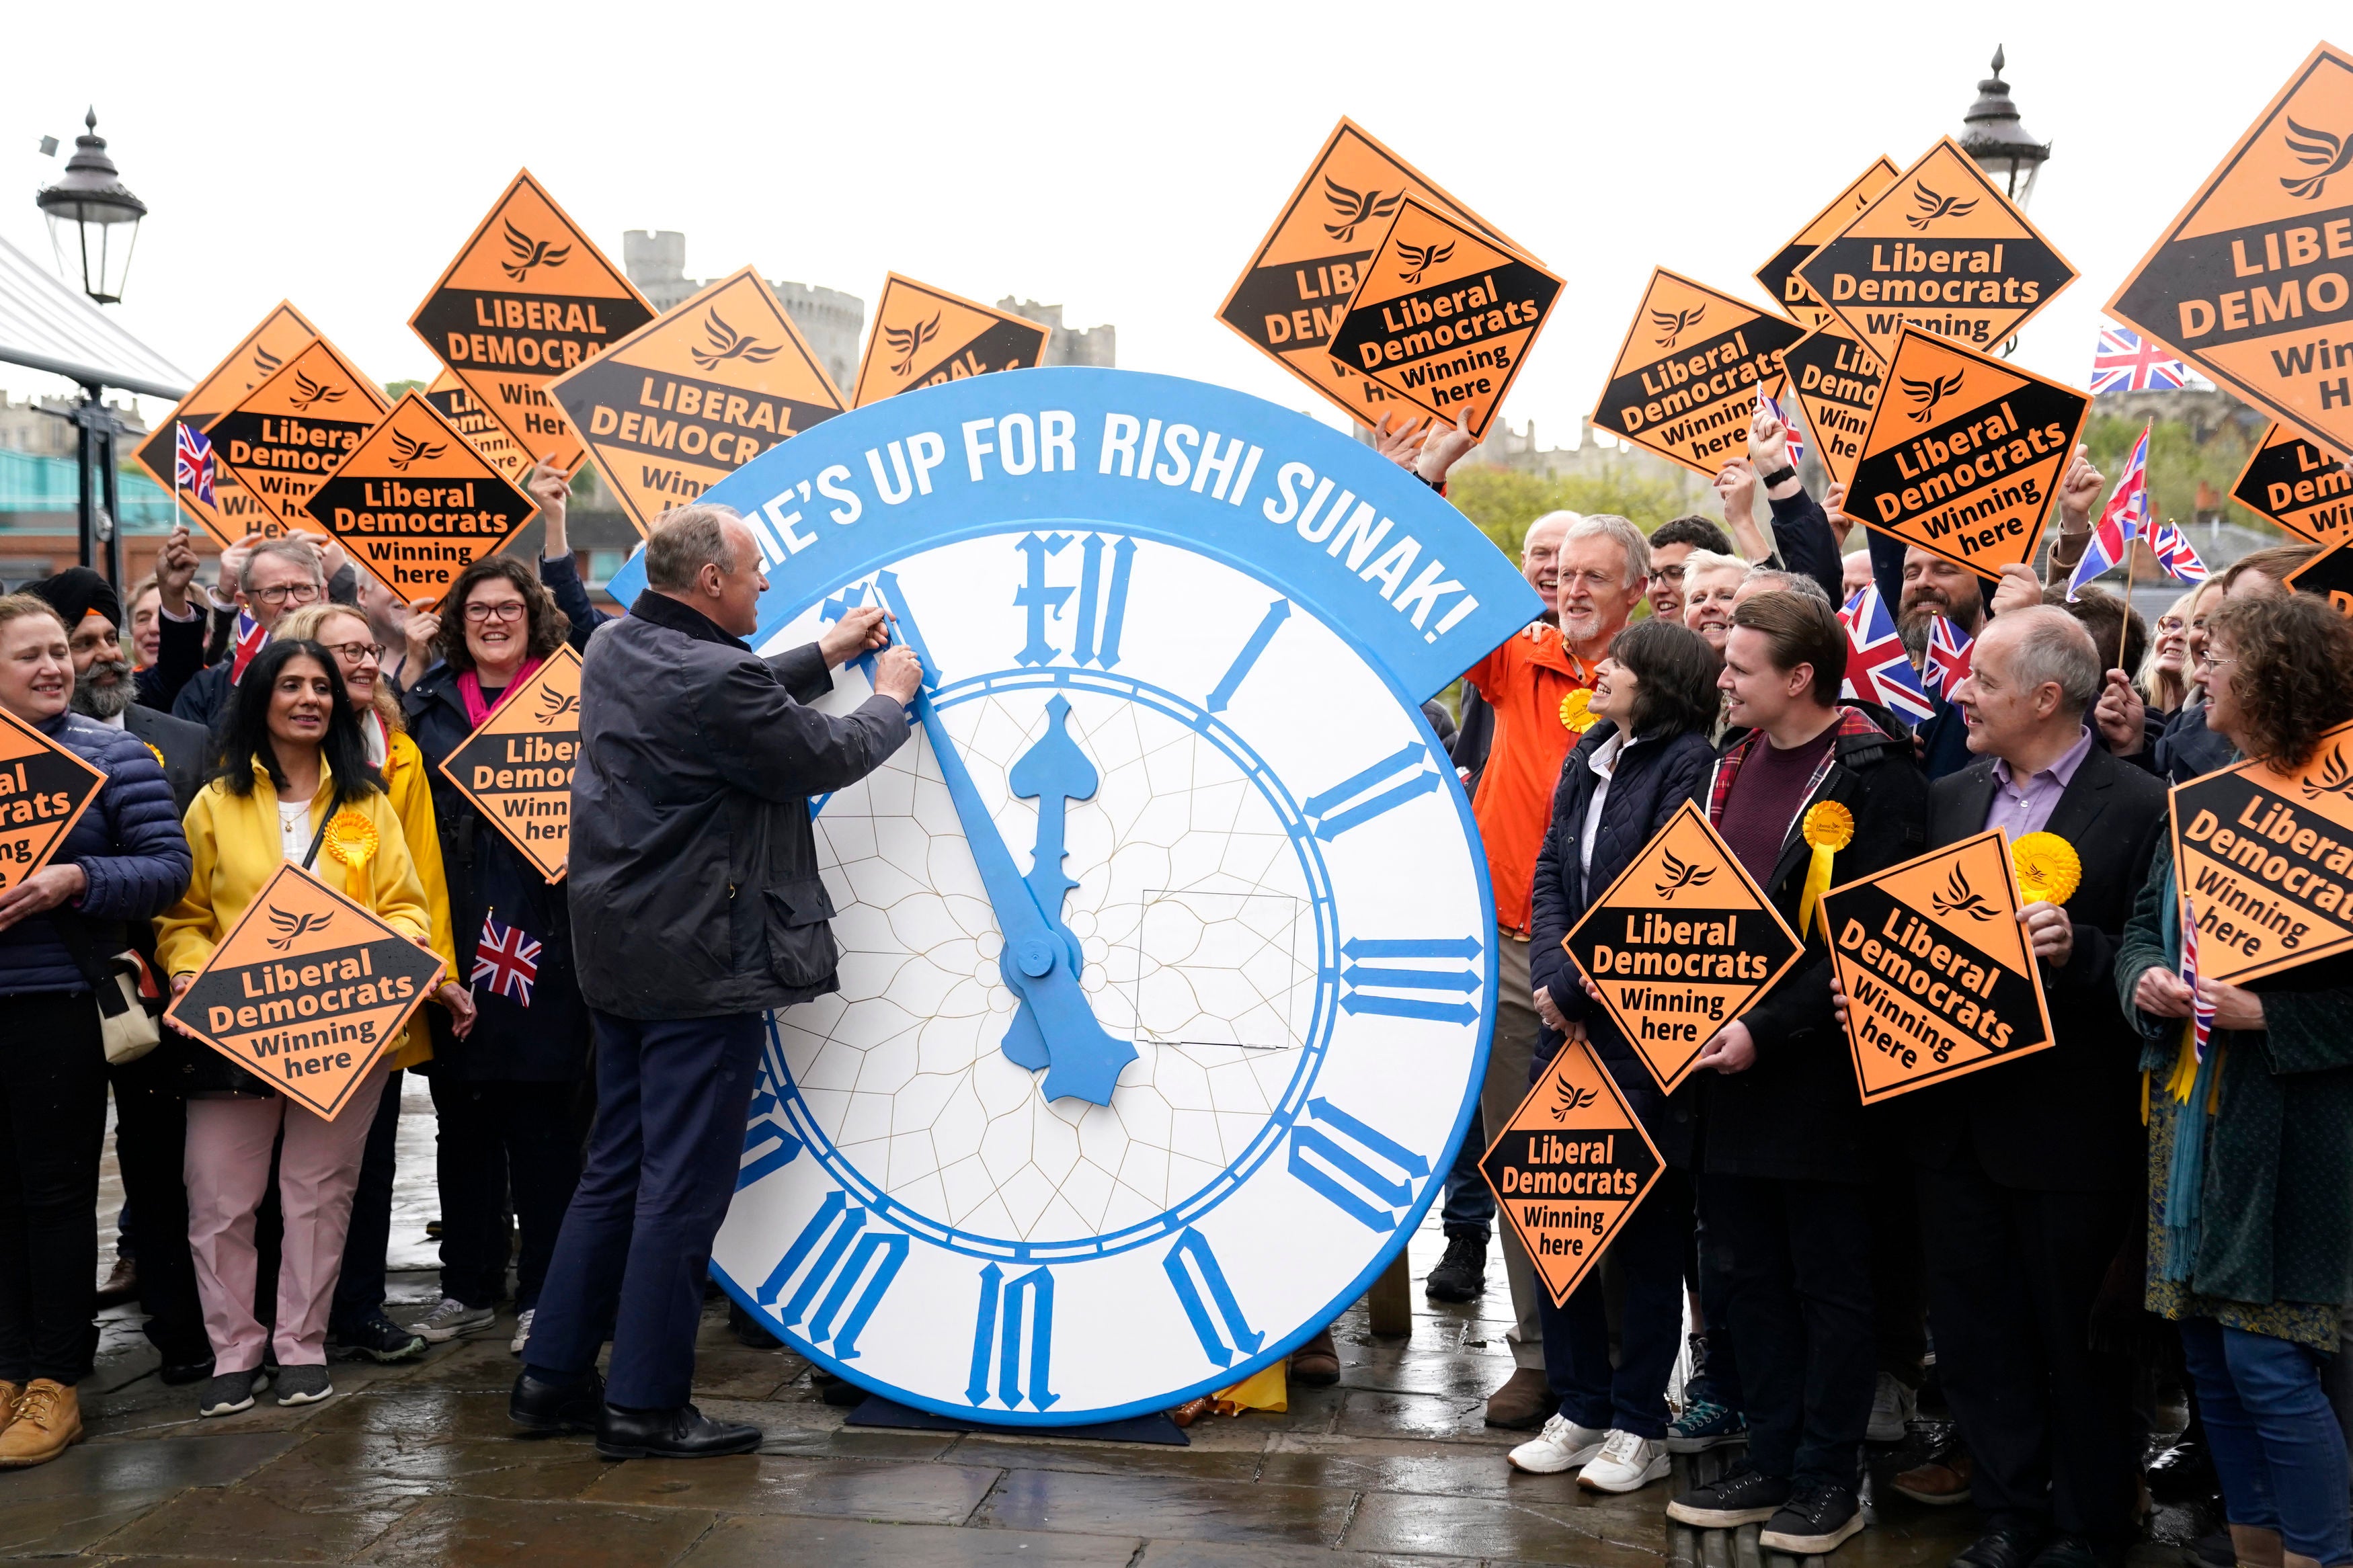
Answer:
[
  {"left": 510, "top": 1368, "right": 605, "bottom": 1434},
  {"left": 2027, "top": 1536, "right": 2116, "bottom": 1568},
  {"left": 811, "top": 1369, "right": 867, "bottom": 1407},
  {"left": 1952, "top": 1524, "right": 2048, "bottom": 1568},
  {"left": 158, "top": 1356, "right": 216, "bottom": 1387},
  {"left": 596, "top": 1402, "right": 762, "bottom": 1460}
]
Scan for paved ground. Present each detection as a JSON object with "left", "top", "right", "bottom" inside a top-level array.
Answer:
[{"left": 7, "top": 1078, "right": 2185, "bottom": 1567}]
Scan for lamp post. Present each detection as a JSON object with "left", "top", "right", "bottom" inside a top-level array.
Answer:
[
  {"left": 1958, "top": 47, "right": 2052, "bottom": 357},
  {"left": 34, "top": 110, "right": 148, "bottom": 580}
]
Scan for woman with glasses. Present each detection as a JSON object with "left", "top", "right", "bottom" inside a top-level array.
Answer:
[
  {"left": 403, "top": 494, "right": 606, "bottom": 1356},
  {"left": 271, "top": 604, "right": 464, "bottom": 1361},
  {"left": 2135, "top": 589, "right": 2198, "bottom": 723},
  {"left": 2116, "top": 592, "right": 2353, "bottom": 1568}
]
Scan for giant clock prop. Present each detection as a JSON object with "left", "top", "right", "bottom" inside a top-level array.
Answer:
[{"left": 607, "top": 368, "right": 1539, "bottom": 1423}]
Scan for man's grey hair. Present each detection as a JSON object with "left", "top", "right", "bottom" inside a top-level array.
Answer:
[
  {"left": 1521, "top": 509, "right": 1579, "bottom": 561},
  {"left": 2003, "top": 606, "right": 2101, "bottom": 717},
  {"left": 1740, "top": 566, "right": 1833, "bottom": 606},
  {"left": 644, "top": 504, "right": 749, "bottom": 591},
  {"left": 241, "top": 538, "right": 326, "bottom": 593},
  {"left": 1563, "top": 513, "right": 1650, "bottom": 587},
  {"left": 1683, "top": 549, "right": 1747, "bottom": 581}
]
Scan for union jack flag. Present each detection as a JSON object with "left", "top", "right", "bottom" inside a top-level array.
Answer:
[
  {"left": 229, "top": 609, "right": 268, "bottom": 683},
  {"left": 173, "top": 423, "right": 216, "bottom": 507},
  {"left": 2090, "top": 321, "right": 2192, "bottom": 394},
  {"left": 1759, "top": 388, "right": 1806, "bottom": 469},
  {"left": 471, "top": 913, "right": 541, "bottom": 1006},
  {"left": 1924, "top": 614, "right": 1975, "bottom": 698},
  {"left": 1839, "top": 584, "right": 1936, "bottom": 723},
  {"left": 2148, "top": 519, "right": 2210, "bottom": 583},
  {"left": 2182, "top": 895, "right": 2215, "bottom": 1062},
  {"left": 2067, "top": 422, "right": 2151, "bottom": 602}
]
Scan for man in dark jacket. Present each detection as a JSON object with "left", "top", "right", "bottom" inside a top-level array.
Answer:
[
  {"left": 169, "top": 536, "right": 347, "bottom": 733},
  {"left": 514, "top": 504, "right": 919, "bottom": 1460},
  {"left": 1901, "top": 609, "right": 2166, "bottom": 1568},
  {"left": 1665, "top": 590, "right": 1928, "bottom": 1554}
]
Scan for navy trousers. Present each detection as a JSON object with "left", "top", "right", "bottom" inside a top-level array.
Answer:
[
  {"left": 1540, "top": 1166, "right": 1691, "bottom": 1438},
  {"left": 524, "top": 1011, "right": 764, "bottom": 1410}
]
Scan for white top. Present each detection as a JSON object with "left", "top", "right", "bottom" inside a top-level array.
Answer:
[
  {"left": 278, "top": 797, "right": 312, "bottom": 865},
  {"left": 1578, "top": 731, "right": 1628, "bottom": 876}
]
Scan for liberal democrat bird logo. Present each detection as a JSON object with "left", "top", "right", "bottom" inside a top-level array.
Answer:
[
  {"left": 1902, "top": 371, "right": 1968, "bottom": 422},
  {"left": 2300, "top": 743, "right": 2353, "bottom": 803},
  {"left": 499, "top": 219, "right": 571, "bottom": 281},
  {"left": 1396, "top": 240, "right": 1454, "bottom": 285},
  {"left": 285, "top": 370, "right": 344, "bottom": 412},
  {"left": 264, "top": 905, "right": 332, "bottom": 952},
  {"left": 535, "top": 687, "right": 580, "bottom": 726},
  {"left": 385, "top": 429, "right": 445, "bottom": 472},
  {"left": 1654, "top": 848, "right": 1715, "bottom": 901},
  {"left": 1548, "top": 1071, "right": 1599, "bottom": 1123},
  {"left": 884, "top": 313, "right": 942, "bottom": 378},
  {"left": 2282, "top": 119, "right": 2352, "bottom": 201},
  {"left": 1929, "top": 864, "right": 1999, "bottom": 922},
  {"left": 1322, "top": 176, "right": 1402, "bottom": 243},
  {"left": 1650, "top": 304, "right": 1705, "bottom": 348},
  {"left": 1905, "top": 182, "right": 1980, "bottom": 229},
  {"left": 689, "top": 310, "right": 780, "bottom": 371},
  {"left": 249, "top": 345, "right": 283, "bottom": 383}
]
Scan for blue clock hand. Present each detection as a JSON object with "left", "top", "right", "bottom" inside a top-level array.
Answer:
[{"left": 1006, "top": 695, "right": 1094, "bottom": 973}]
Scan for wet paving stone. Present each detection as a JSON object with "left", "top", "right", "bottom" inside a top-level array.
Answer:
[
  {"left": 0, "top": 1487, "right": 179, "bottom": 1556},
  {"left": 103, "top": 1483, "right": 418, "bottom": 1562},
  {"left": 1131, "top": 1541, "right": 1482, "bottom": 1568},
  {"left": 309, "top": 1389, "right": 533, "bottom": 1443},
  {"left": 240, "top": 1431, "right": 610, "bottom": 1505},
  {"left": 0, "top": 1428, "right": 294, "bottom": 1497},
  {"left": 1345, "top": 1487, "right": 1671, "bottom": 1565},
  {"left": 582, "top": 1453, "right": 1002, "bottom": 1524},
  {"left": 1332, "top": 1387, "right": 1511, "bottom": 1444},
  {"left": 944, "top": 1434, "right": 1265, "bottom": 1483},
  {"left": 677, "top": 1515, "right": 1140, "bottom": 1567},
  {"left": 1259, "top": 1432, "right": 1579, "bottom": 1501},
  {"left": 976, "top": 1468, "right": 1356, "bottom": 1548},
  {"left": 350, "top": 1495, "right": 718, "bottom": 1567}
]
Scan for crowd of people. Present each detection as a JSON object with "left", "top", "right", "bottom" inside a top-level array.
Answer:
[
  {"left": 0, "top": 405, "right": 2347, "bottom": 1568},
  {"left": 1377, "top": 407, "right": 2353, "bottom": 1567}
]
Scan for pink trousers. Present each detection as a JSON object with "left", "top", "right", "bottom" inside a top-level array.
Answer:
[{"left": 183, "top": 1067, "right": 387, "bottom": 1371}]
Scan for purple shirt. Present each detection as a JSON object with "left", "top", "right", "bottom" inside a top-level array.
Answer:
[{"left": 1983, "top": 726, "right": 2096, "bottom": 841}]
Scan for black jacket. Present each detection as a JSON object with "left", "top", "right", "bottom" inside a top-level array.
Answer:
[
  {"left": 124, "top": 703, "right": 211, "bottom": 816},
  {"left": 1906, "top": 745, "right": 2166, "bottom": 1191},
  {"left": 134, "top": 606, "right": 210, "bottom": 716},
  {"left": 2140, "top": 699, "right": 2233, "bottom": 786},
  {"left": 1700, "top": 706, "right": 1929, "bottom": 1183},
  {"left": 1527, "top": 720, "right": 1716, "bottom": 1167},
  {"left": 568, "top": 591, "right": 910, "bottom": 1020},
  {"left": 1766, "top": 487, "right": 1845, "bottom": 606}
]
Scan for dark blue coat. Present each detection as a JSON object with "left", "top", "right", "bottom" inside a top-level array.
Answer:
[
  {"left": 1527, "top": 720, "right": 1716, "bottom": 1167},
  {"left": 0, "top": 714, "right": 190, "bottom": 997}
]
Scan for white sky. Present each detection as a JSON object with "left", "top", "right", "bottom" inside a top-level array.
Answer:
[{"left": 6, "top": 1, "right": 2345, "bottom": 446}]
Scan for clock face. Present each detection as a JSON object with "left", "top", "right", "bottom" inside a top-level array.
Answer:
[{"left": 711, "top": 526, "right": 1497, "bottom": 1423}]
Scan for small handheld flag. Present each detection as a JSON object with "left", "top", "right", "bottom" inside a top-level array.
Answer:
[
  {"left": 1838, "top": 585, "right": 1937, "bottom": 723},
  {"left": 229, "top": 610, "right": 268, "bottom": 684},
  {"left": 1923, "top": 614, "right": 1975, "bottom": 698},
  {"left": 2067, "top": 421, "right": 2151, "bottom": 602},
  {"left": 2090, "top": 321, "right": 2192, "bottom": 394},
  {"left": 174, "top": 423, "right": 216, "bottom": 509},
  {"left": 1758, "top": 388, "right": 1806, "bottom": 470},
  {"left": 2182, "top": 895, "right": 2215, "bottom": 1063},
  {"left": 2148, "top": 519, "right": 2210, "bottom": 584},
  {"left": 471, "top": 912, "right": 541, "bottom": 1007}
]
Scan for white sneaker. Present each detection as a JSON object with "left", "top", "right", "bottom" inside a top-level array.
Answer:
[
  {"left": 510, "top": 1309, "right": 534, "bottom": 1356},
  {"left": 413, "top": 1297, "right": 496, "bottom": 1344},
  {"left": 1867, "top": 1371, "right": 1915, "bottom": 1443},
  {"left": 1577, "top": 1428, "right": 1669, "bottom": 1492},
  {"left": 1506, "top": 1413, "right": 1609, "bottom": 1475}
]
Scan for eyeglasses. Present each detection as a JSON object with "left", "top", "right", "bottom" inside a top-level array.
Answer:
[
  {"left": 2156, "top": 616, "right": 2186, "bottom": 632},
  {"left": 249, "top": 582, "right": 322, "bottom": 608},
  {"left": 325, "top": 641, "right": 385, "bottom": 665},
  {"left": 2196, "top": 651, "right": 2235, "bottom": 670},
  {"left": 1648, "top": 565, "right": 1687, "bottom": 585},
  {"left": 463, "top": 600, "right": 528, "bottom": 623}
]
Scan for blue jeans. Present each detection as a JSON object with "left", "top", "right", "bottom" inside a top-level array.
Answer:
[
  {"left": 1439, "top": 1104, "right": 1491, "bottom": 1241},
  {"left": 2178, "top": 1318, "right": 2352, "bottom": 1564},
  {"left": 1538, "top": 1167, "right": 1690, "bottom": 1440}
]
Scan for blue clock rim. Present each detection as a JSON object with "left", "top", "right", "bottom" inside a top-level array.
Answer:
[{"left": 711, "top": 680, "right": 1499, "bottom": 1427}]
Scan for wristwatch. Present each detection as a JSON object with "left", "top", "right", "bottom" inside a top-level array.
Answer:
[{"left": 1759, "top": 463, "right": 1798, "bottom": 490}]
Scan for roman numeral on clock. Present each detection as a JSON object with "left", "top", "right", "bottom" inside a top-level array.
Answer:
[
  {"left": 755, "top": 1191, "right": 907, "bottom": 1361},
  {"left": 1012, "top": 532, "right": 1133, "bottom": 670},
  {"left": 1337, "top": 934, "right": 1484, "bottom": 1025},
  {"left": 1302, "top": 742, "right": 1441, "bottom": 841},
  {"left": 1163, "top": 1227, "right": 1264, "bottom": 1368},
  {"left": 967, "top": 1262, "right": 1058, "bottom": 1411},
  {"left": 1287, "top": 1098, "right": 1431, "bottom": 1232}
]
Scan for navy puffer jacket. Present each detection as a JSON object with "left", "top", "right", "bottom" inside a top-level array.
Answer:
[
  {"left": 1527, "top": 720, "right": 1716, "bottom": 1167},
  {"left": 0, "top": 713, "right": 191, "bottom": 997}
]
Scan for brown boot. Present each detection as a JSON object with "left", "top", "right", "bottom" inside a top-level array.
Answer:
[
  {"left": 1289, "top": 1329, "right": 1341, "bottom": 1387},
  {"left": 0, "top": 1381, "right": 19, "bottom": 1441},
  {"left": 0, "top": 1381, "right": 81, "bottom": 1468},
  {"left": 94, "top": 1255, "right": 139, "bottom": 1310},
  {"left": 2231, "top": 1525, "right": 2284, "bottom": 1568},
  {"left": 1484, "top": 1365, "right": 1554, "bottom": 1430}
]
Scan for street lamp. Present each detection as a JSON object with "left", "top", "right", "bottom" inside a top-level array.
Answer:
[
  {"left": 1957, "top": 46, "right": 2052, "bottom": 210},
  {"left": 36, "top": 109, "right": 147, "bottom": 305}
]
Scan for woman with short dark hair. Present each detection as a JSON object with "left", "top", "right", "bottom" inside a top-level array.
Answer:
[
  {"left": 1515, "top": 617, "right": 1725, "bottom": 1489},
  {"left": 2115, "top": 592, "right": 2353, "bottom": 1568}
]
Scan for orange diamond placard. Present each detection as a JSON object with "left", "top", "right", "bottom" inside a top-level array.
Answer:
[
  {"left": 164, "top": 863, "right": 445, "bottom": 1120},
  {"left": 207, "top": 337, "right": 390, "bottom": 533},
  {"left": 132, "top": 301, "right": 321, "bottom": 548},
  {"left": 423, "top": 368, "right": 530, "bottom": 485},
  {"left": 1215, "top": 118, "right": 1531, "bottom": 430},
  {"left": 1590, "top": 270, "right": 1804, "bottom": 477},
  {"left": 409, "top": 171, "right": 656, "bottom": 476},
  {"left": 2284, "top": 542, "right": 2353, "bottom": 614},
  {"left": 2108, "top": 44, "right": 2353, "bottom": 456},
  {"left": 303, "top": 391, "right": 539, "bottom": 604},
  {"left": 1325, "top": 198, "right": 1563, "bottom": 438},
  {"left": 852, "top": 275, "right": 1051, "bottom": 407},
  {"left": 438, "top": 645, "right": 581, "bottom": 882},
  {"left": 2233, "top": 421, "right": 2353, "bottom": 546},
  {"left": 1847, "top": 325, "right": 2090, "bottom": 577},
  {"left": 0, "top": 706, "right": 105, "bottom": 895},
  {"left": 547, "top": 266, "right": 846, "bottom": 538},
  {"left": 1797, "top": 136, "right": 2078, "bottom": 367},
  {"left": 2169, "top": 721, "right": 2353, "bottom": 983},
  {"left": 1822, "top": 827, "right": 2055, "bottom": 1103},
  {"left": 1560, "top": 800, "right": 1802, "bottom": 1094},
  {"left": 1480, "top": 1036, "right": 1662, "bottom": 1307},
  {"left": 1783, "top": 324, "right": 1886, "bottom": 489},
  {"left": 1757, "top": 156, "right": 1902, "bottom": 330}
]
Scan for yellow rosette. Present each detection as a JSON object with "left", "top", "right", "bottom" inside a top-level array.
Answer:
[
  {"left": 322, "top": 810, "right": 378, "bottom": 899},
  {"left": 2010, "top": 831, "right": 2081, "bottom": 907},
  {"left": 1798, "top": 800, "right": 1853, "bottom": 939},
  {"left": 1558, "top": 689, "right": 1595, "bottom": 733}
]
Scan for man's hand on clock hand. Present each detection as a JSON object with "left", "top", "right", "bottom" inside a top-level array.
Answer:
[
  {"left": 870, "top": 645, "right": 923, "bottom": 703},
  {"left": 821, "top": 605, "right": 894, "bottom": 669}
]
